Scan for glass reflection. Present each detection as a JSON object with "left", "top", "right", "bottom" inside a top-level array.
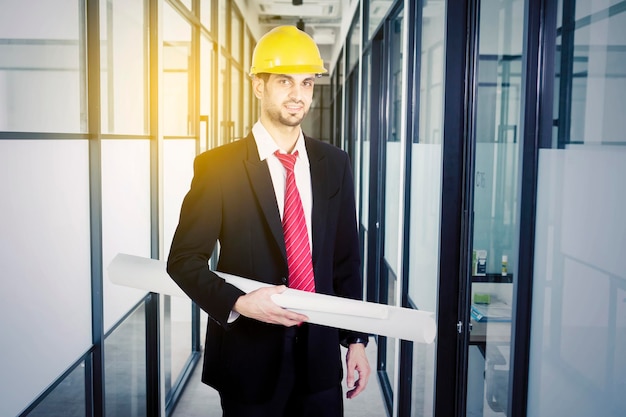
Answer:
[
  {"left": 383, "top": 7, "right": 404, "bottom": 406},
  {"left": 100, "top": 0, "right": 148, "bottom": 134},
  {"left": 408, "top": 0, "right": 446, "bottom": 415},
  {"left": 163, "top": 3, "right": 192, "bottom": 137},
  {"left": 368, "top": 0, "right": 394, "bottom": 40},
  {"left": 467, "top": 0, "right": 525, "bottom": 415},
  {"left": 528, "top": 1, "right": 626, "bottom": 416},
  {"left": 0, "top": 0, "right": 86, "bottom": 132},
  {"left": 162, "top": 139, "right": 196, "bottom": 398},
  {"left": 26, "top": 362, "right": 86, "bottom": 417},
  {"left": 105, "top": 302, "right": 147, "bottom": 417}
]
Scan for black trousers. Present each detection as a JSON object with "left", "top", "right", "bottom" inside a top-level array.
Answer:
[{"left": 220, "top": 327, "right": 343, "bottom": 417}]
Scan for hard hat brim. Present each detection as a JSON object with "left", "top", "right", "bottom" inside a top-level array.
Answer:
[{"left": 250, "top": 64, "right": 328, "bottom": 76}]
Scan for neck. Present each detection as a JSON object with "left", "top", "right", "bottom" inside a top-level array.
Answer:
[{"left": 260, "top": 117, "right": 301, "bottom": 153}]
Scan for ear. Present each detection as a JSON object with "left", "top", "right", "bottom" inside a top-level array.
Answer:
[{"left": 252, "top": 76, "right": 264, "bottom": 99}]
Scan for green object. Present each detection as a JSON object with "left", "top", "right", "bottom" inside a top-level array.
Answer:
[{"left": 474, "top": 293, "right": 491, "bottom": 304}]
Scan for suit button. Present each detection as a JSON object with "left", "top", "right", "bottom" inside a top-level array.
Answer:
[{"left": 281, "top": 276, "right": 288, "bottom": 285}]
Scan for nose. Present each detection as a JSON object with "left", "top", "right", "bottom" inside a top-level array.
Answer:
[{"left": 288, "top": 84, "right": 304, "bottom": 101}]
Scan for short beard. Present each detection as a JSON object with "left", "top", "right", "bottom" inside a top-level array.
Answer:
[
  {"left": 278, "top": 112, "right": 306, "bottom": 127},
  {"left": 266, "top": 102, "right": 308, "bottom": 127}
]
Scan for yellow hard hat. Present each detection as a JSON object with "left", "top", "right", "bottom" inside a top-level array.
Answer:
[{"left": 250, "top": 25, "right": 328, "bottom": 76}]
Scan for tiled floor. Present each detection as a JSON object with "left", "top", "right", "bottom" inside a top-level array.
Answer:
[{"left": 171, "top": 337, "right": 387, "bottom": 417}]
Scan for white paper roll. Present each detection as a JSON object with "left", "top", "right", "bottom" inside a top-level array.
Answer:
[{"left": 107, "top": 253, "right": 436, "bottom": 344}]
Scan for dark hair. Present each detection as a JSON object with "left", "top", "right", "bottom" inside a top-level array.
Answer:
[{"left": 254, "top": 73, "right": 271, "bottom": 82}]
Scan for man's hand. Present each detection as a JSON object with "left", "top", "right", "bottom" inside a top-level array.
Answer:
[
  {"left": 345, "top": 342, "right": 371, "bottom": 399},
  {"left": 233, "top": 285, "right": 309, "bottom": 326}
]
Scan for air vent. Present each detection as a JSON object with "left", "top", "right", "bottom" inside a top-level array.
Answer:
[{"left": 257, "top": 2, "right": 339, "bottom": 18}]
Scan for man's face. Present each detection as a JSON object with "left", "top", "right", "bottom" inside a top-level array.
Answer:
[{"left": 254, "top": 73, "right": 316, "bottom": 128}]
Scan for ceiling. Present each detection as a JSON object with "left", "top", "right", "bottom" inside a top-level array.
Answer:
[{"left": 246, "top": 0, "right": 347, "bottom": 71}]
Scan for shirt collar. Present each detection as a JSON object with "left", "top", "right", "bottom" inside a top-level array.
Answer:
[{"left": 252, "top": 121, "right": 307, "bottom": 162}]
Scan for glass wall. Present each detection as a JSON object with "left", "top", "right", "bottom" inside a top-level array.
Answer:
[
  {"left": 102, "top": 139, "right": 152, "bottom": 332},
  {"left": 161, "top": 3, "right": 196, "bottom": 399},
  {"left": 0, "top": 140, "right": 93, "bottom": 417},
  {"left": 528, "top": 1, "right": 626, "bottom": 416},
  {"left": 382, "top": 7, "right": 405, "bottom": 403},
  {"left": 360, "top": 46, "right": 371, "bottom": 255},
  {"left": 200, "top": 35, "right": 215, "bottom": 152},
  {"left": 100, "top": 0, "right": 149, "bottom": 134},
  {"left": 1, "top": 0, "right": 257, "bottom": 415},
  {"left": 24, "top": 361, "right": 87, "bottom": 417},
  {"left": 163, "top": 2, "right": 193, "bottom": 137},
  {"left": 100, "top": 0, "right": 152, "bottom": 334},
  {"left": 302, "top": 84, "right": 332, "bottom": 143},
  {"left": 368, "top": 0, "right": 395, "bottom": 40},
  {"left": 105, "top": 302, "right": 147, "bottom": 417},
  {"left": 162, "top": 137, "right": 196, "bottom": 397},
  {"left": 466, "top": 0, "right": 526, "bottom": 415},
  {"left": 0, "top": 0, "right": 86, "bottom": 133},
  {"left": 407, "top": 0, "right": 447, "bottom": 415}
]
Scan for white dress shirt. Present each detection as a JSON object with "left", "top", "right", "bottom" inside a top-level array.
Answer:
[
  {"left": 228, "top": 122, "right": 314, "bottom": 323},
  {"left": 252, "top": 121, "right": 313, "bottom": 249}
]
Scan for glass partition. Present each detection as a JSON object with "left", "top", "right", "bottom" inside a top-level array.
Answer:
[
  {"left": 101, "top": 139, "right": 152, "bottom": 332},
  {"left": 218, "top": 51, "right": 229, "bottom": 145},
  {"left": 231, "top": 65, "right": 243, "bottom": 139},
  {"left": 104, "top": 301, "right": 147, "bottom": 417},
  {"left": 360, "top": 49, "right": 371, "bottom": 233},
  {"left": 230, "top": 7, "right": 242, "bottom": 62},
  {"left": 408, "top": 0, "right": 447, "bottom": 415},
  {"left": 100, "top": 0, "right": 148, "bottom": 134},
  {"left": 359, "top": 48, "right": 371, "bottom": 309},
  {"left": 162, "top": 138, "right": 196, "bottom": 399},
  {"left": 200, "top": 0, "right": 212, "bottom": 30},
  {"left": 243, "top": 30, "right": 252, "bottom": 135},
  {"left": 0, "top": 139, "right": 92, "bottom": 417},
  {"left": 163, "top": 3, "right": 193, "bottom": 137},
  {"left": 383, "top": 6, "right": 405, "bottom": 391},
  {"left": 528, "top": 1, "right": 626, "bottom": 416},
  {"left": 0, "top": 0, "right": 86, "bottom": 132},
  {"left": 218, "top": 0, "right": 226, "bottom": 47},
  {"left": 200, "top": 35, "right": 215, "bottom": 151},
  {"left": 347, "top": 10, "right": 361, "bottom": 74},
  {"left": 466, "top": 0, "right": 525, "bottom": 415},
  {"left": 25, "top": 361, "right": 86, "bottom": 416},
  {"left": 368, "top": 0, "right": 394, "bottom": 40}
]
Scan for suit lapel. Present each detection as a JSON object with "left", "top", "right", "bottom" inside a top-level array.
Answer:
[
  {"left": 306, "top": 137, "right": 329, "bottom": 267},
  {"left": 242, "top": 135, "right": 287, "bottom": 263},
  {"left": 242, "top": 134, "right": 331, "bottom": 270}
]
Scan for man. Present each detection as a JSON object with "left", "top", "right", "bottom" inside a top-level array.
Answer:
[{"left": 167, "top": 25, "right": 370, "bottom": 417}]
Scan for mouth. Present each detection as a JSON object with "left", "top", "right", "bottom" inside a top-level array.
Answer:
[{"left": 284, "top": 102, "right": 304, "bottom": 113}]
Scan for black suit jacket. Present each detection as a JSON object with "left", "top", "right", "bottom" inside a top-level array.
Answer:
[{"left": 167, "top": 133, "right": 366, "bottom": 403}]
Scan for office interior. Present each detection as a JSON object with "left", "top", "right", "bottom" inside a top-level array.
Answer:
[{"left": 0, "top": 0, "right": 624, "bottom": 416}]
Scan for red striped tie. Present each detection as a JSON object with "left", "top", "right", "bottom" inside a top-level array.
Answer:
[{"left": 274, "top": 150, "right": 315, "bottom": 293}]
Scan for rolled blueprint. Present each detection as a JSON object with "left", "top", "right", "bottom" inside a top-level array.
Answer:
[{"left": 107, "top": 253, "right": 436, "bottom": 344}]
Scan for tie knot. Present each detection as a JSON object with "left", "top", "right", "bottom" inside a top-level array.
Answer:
[{"left": 274, "top": 150, "right": 298, "bottom": 172}]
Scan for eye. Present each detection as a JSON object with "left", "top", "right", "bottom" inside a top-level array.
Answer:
[{"left": 303, "top": 80, "right": 314, "bottom": 88}]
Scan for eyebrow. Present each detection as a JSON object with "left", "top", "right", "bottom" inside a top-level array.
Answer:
[{"left": 277, "top": 74, "right": 316, "bottom": 83}]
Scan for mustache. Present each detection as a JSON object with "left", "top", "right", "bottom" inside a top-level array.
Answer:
[{"left": 284, "top": 100, "right": 305, "bottom": 106}]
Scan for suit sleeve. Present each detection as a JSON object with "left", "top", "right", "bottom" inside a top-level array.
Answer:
[{"left": 166, "top": 153, "right": 244, "bottom": 327}]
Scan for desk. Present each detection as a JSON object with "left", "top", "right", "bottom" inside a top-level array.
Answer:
[
  {"left": 470, "top": 320, "right": 511, "bottom": 345},
  {"left": 468, "top": 317, "right": 512, "bottom": 415}
]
